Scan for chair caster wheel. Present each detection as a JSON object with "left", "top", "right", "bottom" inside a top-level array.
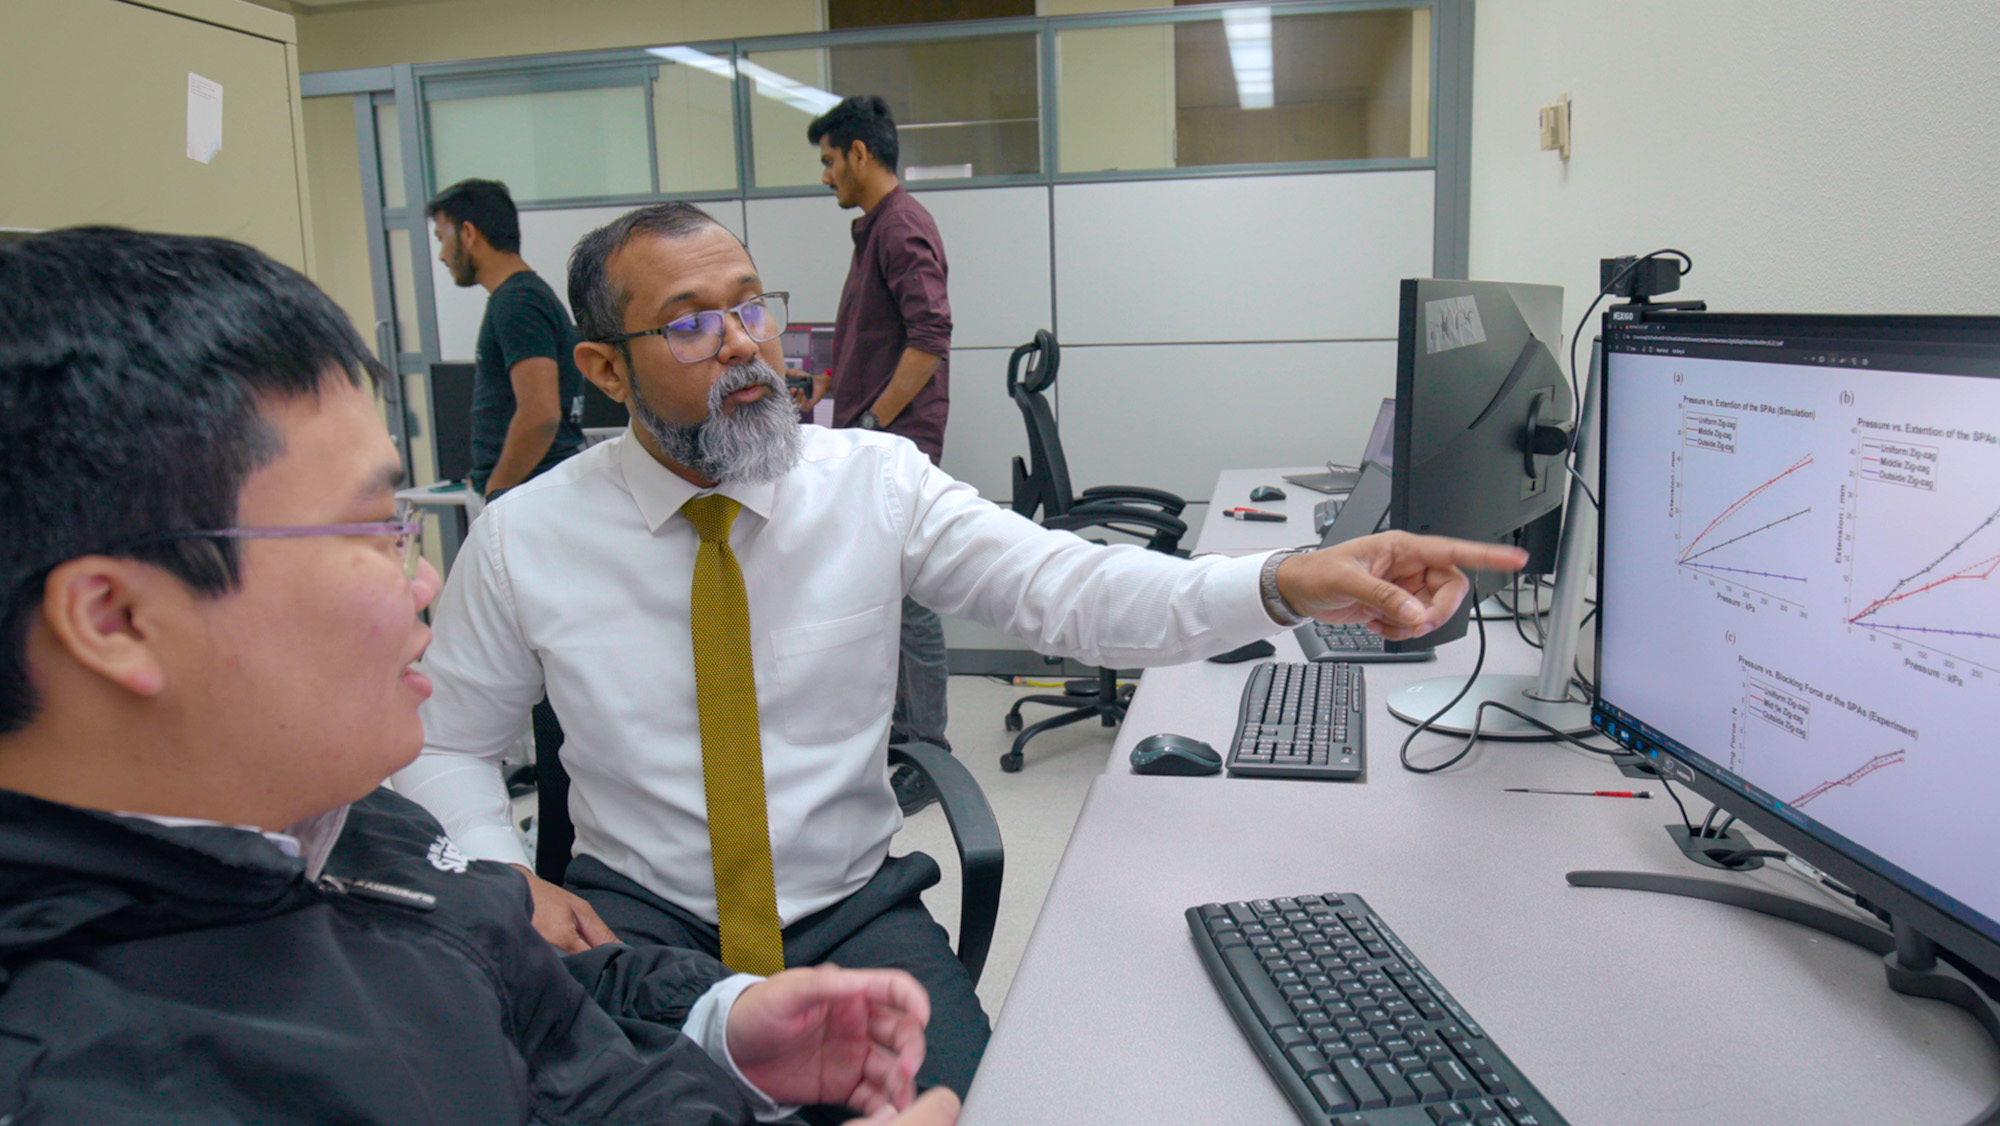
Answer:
[
  {"left": 1004, "top": 714, "right": 1023, "bottom": 732},
  {"left": 1000, "top": 753, "right": 1023, "bottom": 773}
]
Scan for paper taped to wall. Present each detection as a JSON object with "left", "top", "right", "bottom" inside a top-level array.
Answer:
[{"left": 187, "top": 73, "right": 223, "bottom": 164}]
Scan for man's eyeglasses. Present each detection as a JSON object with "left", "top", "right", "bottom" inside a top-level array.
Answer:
[
  {"left": 133, "top": 502, "right": 426, "bottom": 580},
  {"left": 595, "top": 292, "right": 790, "bottom": 364}
]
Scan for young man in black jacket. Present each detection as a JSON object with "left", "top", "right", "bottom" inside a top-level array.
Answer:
[{"left": 0, "top": 228, "right": 959, "bottom": 1125}]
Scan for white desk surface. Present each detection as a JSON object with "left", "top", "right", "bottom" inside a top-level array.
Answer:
[
  {"left": 962, "top": 474, "right": 2000, "bottom": 1125},
  {"left": 1191, "top": 466, "right": 1330, "bottom": 557}
]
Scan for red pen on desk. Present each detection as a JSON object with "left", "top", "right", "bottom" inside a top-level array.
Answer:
[
  {"left": 1225, "top": 507, "right": 1287, "bottom": 522},
  {"left": 1504, "top": 788, "right": 1652, "bottom": 799}
]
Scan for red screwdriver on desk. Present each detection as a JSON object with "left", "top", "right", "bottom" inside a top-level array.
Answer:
[{"left": 1503, "top": 788, "right": 1651, "bottom": 798}]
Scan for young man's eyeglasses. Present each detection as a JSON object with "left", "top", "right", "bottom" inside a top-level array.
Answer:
[
  {"left": 128, "top": 503, "right": 426, "bottom": 580},
  {"left": 594, "top": 292, "right": 790, "bottom": 364}
]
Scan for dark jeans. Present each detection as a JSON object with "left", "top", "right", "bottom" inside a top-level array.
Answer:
[
  {"left": 893, "top": 596, "right": 951, "bottom": 751},
  {"left": 564, "top": 851, "right": 990, "bottom": 1101}
]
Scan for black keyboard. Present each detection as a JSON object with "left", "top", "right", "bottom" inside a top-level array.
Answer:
[
  {"left": 1188, "top": 893, "right": 1568, "bottom": 1126},
  {"left": 1228, "top": 661, "right": 1364, "bottom": 780},
  {"left": 1296, "top": 621, "right": 1436, "bottom": 664}
]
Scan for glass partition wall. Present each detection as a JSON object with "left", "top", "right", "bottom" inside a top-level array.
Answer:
[{"left": 298, "top": 0, "right": 1469, "bottom": 538}]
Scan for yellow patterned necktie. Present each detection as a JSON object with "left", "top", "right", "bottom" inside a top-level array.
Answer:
[{"left": 681, "top": 494, "right": 784, "bottom": 976}]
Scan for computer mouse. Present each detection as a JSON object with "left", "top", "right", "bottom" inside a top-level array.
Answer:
[
  {"left": 1249, "top": 485, "right": 1286, "bottom": 502},
  {"left": 1129, "top": 733, "right": 1223, "bottom": 776}
]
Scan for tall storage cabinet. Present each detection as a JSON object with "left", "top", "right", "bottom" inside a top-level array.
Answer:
[{"left": 0, "top": 0, "right": 312, "bottom": 271}]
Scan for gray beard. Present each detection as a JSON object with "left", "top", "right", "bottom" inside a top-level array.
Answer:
[{"left": 629, "top": 356, "right": 802, "bottom": 484}]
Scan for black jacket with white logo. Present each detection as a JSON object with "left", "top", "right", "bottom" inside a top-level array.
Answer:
[{"left": 0, "top": 786, "right": 750, "bottom": 1124}]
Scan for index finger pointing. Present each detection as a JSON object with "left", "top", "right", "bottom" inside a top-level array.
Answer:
[{"left": 1403, "top": 534, "right": 1530, "bottom": 573}]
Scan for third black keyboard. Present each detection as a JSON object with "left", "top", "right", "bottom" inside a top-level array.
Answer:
[
  {"left": 1188, "top": 892, "right": 1568, "bottom": 1126},
  {"left": 1295, "top": 621, "right": 1436, "bottom": 664},
  {"left": 1228, "top": 661, "right": 1364, "bottom": 781}
]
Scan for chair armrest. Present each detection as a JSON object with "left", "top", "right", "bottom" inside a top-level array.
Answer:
[
  {"left": 1078, "top": 484, "right": 1187, "bottom": 516},
  {"left": 889, "top": 740, "right": 1004, "bottom": 986},
  {"left": 1044, "top": 503, "right": 1188, "bottom": 555}
]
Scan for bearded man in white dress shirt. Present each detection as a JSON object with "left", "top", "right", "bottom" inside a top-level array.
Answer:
[{"left": 394, "top": 202, "right": 1526, "bottom": 1100}]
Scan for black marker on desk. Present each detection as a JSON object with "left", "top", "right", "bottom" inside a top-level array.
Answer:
[{"left": 1224, "top": 507, "right": 1287, "bottom": 523}]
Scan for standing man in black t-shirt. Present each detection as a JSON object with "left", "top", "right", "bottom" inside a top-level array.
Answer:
[
  {"left": 427, "top": 179, "right": 586, "bottom": 498},
  {"left": 427, "top": 180, "right": 586, "bottom": 832}
]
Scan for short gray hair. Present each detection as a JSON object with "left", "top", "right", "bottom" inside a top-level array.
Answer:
[{"left": 567, "top": 202, "right": 734, "bottom": 344}]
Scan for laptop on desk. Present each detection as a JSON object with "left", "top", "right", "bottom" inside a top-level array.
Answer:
[{"left": 1284, "top": 397, "right": 1396, "bottom": 494}]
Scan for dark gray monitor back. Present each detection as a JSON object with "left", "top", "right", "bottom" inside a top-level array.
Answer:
[{"left": 1391, "top": 278, "right": 1569, "bottom": 647}]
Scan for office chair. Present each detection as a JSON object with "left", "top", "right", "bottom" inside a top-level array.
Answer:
[
  {"left": 1005, "top": 329, "right": 1189, "bottom": 549},
  {"left": 535, "top": 738, "right": 1005, "bottom": 986},
  {"left": 999, "top": 330, "right": 1190, "bottom": 773}
]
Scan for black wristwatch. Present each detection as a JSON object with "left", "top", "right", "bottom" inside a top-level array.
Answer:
[{"left": 858, "top": 410, "right": 884, "bottom": 431}]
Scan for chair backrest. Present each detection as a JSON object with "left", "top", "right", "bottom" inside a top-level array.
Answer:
[{"left": 1006, "top": 330, "right": 1076, "bottom": 519}]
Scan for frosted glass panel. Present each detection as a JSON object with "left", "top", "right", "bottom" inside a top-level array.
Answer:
[
  {"left": 386, "top": 228, "right": 421, "bottom": 355},
  {"left": 744, "top": 48, "right": 836, "bottom": 190},
  {"left": 429, "top": 85, "right": 652, "bottom": 203},
  {"left": 653, "top": 59, "right": 739, "bottom": 193},
  {"left": 375, "top": 102, "right": 405, "bottom": 208},
  {"left": 1057, "top": 25, "right": 1175, "bottom": 174}
]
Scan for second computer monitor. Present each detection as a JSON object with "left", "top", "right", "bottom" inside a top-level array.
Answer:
[{"left": 1390, "top": 278, "right": 1569, "bottom": 648}]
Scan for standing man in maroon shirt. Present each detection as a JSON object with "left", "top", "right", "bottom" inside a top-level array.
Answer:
[{"left": 807, "top": 96, "right": 955, "bottom": 812}]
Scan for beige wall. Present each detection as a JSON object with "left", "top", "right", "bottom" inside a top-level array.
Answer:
[{"left": 1469, "top": 0, "right": 2000, "bottom": 318}]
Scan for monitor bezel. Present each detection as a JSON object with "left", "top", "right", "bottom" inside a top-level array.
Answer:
[{"left": 1593, "top": 306, "right": 2000, "bottom": 988}]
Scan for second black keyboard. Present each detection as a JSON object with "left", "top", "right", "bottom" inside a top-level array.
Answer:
[
  {"left": 1227, "top": 661, "right": 1364, "bottom": 781},
  {"left": 1296, "top": 621, "right": 1437, "bottom": 664},
  {"left": 1188, "top": 892, "right": 1569, "bottom": 1126}
]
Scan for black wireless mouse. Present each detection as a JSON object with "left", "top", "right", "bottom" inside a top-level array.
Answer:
[
  {"left": 1129, "top": 733, "right": 1223, "bottom": 776},
  {"left": 1249, "top": 485, "right": 1286, "bottom": 502}
]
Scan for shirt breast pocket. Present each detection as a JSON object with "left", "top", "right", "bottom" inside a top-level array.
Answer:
[{"left": 771, "top": 604, "right": 895, "bottom": 744}]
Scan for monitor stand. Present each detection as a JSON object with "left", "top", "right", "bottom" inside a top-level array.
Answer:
[
  {"left": 1567, "top": 868, "right": 2000, "bottom": 1126},
  {"left": 1386, "top": 340, "right": 1603, "bottom": 739}
]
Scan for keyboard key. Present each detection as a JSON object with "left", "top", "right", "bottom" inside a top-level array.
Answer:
[
  {"left": 1371, "top": 1062, "right": 1419, "bottom": 1106},
  {"left": 1221, "top": 944, "right": 1297, "bottom": 1030},
  {"left": 1308, "top": 1073, "right": 1358, "bottom": 1114},
  {"left": 1334, "top": 1056, "right": 1386, "bottom": 1110},
  {"left": 1409, "top": 1069, "right": 1450, "bottom": 1103},
  {"left": 1433, "top": 1057, "right": 1481, "bottom": 1099}
]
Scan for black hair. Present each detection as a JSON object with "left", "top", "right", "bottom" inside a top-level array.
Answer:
[
  {"left": 807, "top": 95, "right": 900, "bottom": 173},
  {"left": 568, "top": 202, "right": 733, "bottom": 347},
  {"left": 425, "top": 178, "right": 522, "bottom": 255},
  {"left": 0, "top": 227, "right": 384, "bottom": 733}
]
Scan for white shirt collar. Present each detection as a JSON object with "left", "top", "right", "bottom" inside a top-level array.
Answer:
[
  {"left": 615, "top": 429, "right": 778, "bottom": 533},
  {"left": 117, "top": 804, "right": 351, "bottom": 881}
]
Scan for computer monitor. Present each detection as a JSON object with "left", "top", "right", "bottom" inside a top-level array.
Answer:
[
  {"left": 1359, "top": 397, "right": 1396, "bottom": 467},
  {"left": 1595, "top": 309, "right": 2000, "bottom": 998},
  {"left": 1388, "top": 276, "right": 1568, "bottom": 627},
  {"left": 1285, "top": 397, "right": 1399, "bottom": 495},
  {"left": 427, "top": 362, "right": 476, "bottom": 485}
]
